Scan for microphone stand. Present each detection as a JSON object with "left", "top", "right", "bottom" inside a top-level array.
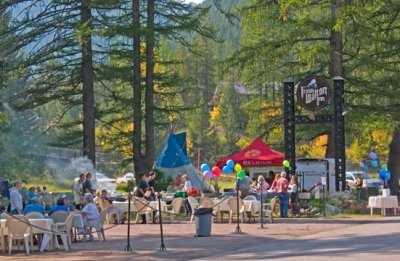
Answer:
[{"left": 124, "top": 191, "right": 133, "bottom": 252}]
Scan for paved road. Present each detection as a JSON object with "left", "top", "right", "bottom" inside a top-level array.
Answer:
[
  {"left": 1, "top": 217, "right": 399, "bottom": 260},
  {"left": 198, "top": 218, "right": 400, "bottom": 260}
]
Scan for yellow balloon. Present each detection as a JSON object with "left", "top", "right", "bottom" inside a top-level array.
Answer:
[{"left": 234, "top": 164, "right": 242, "bottom": 172}]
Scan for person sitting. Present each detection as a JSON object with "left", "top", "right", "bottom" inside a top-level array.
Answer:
[
  {"left": 256, "top": 175, "right": 270, "bottom": 201},
  {"left": 271, "top": 173, "right": 281, "bottom": 192},
  {"left": 100, "top": 189, "right": 123, "bottom": 223},
  {"left": 42, "top": 186, "right": 49, "bottom": 195},
  {"left": 173, "top": 174, "right": 182, "bottom": 190},
  {"left": 24, "top": 197, "right": 45, "bottom": 215},
  {"left": 28, "top": 187, "right": 36, "bottom": 202},
  {"left": 144, "top": 187, "right": 157, "bottom": 223},
  {"left": 78, "top": 193, "right": 100, "bottom": 241},
  {"left": 36, "top": 186, "right": 43, "bottom": 198},
  {"left": 48, "top": 198, "right": 69, "bottom": 216}
]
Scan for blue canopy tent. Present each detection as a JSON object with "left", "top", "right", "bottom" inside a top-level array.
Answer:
[{"left": 154, "top": 132, "right": 211, "bottom": 191}]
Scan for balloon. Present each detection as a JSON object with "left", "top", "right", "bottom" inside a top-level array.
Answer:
[
  {"left": 384, "top": 171, "right": 391, "bottom": 182},
  {"left": 234, "top": 164, "right": 242, "bottom": 172},
  {"left": 363, "top": 164, "right": 369, "bottom": 171},
  {"left": 381, "top": 163, "right": 388, "bottom": 170},
  {"left": 237, "top": 170, "right": 246, "bottom": 180},
  {"left": 211, "top": 166, "right": 221, "bottom": 177},
  {"left": 226, "top": 159, "right": 234, "bottom": 169},
  {"left": 371, "top": 160, "right": 378, "bottom": 168},
  {"left": 223, "top": 166, "right": 233, "bottom": 174},
  {"left": 359, "top": 162, "right": 365, "bottom": 168},
  {"left": 203, "top": 171, "right": 213, "bottom": 179},
  {"left": 283, "top": 160, "right": 291, "bottom": 168},
  {"left": 369, "top": 152, "right": 378, "bottom": 160},
  {"left": 362, "top": 159, "right": 367, "bottom": 165},
  {"left": 200, "top": 164, "right": 210, "bottom": 172},
  {"left": 379, "top": 169, "right": 386, "bottom": 180}
]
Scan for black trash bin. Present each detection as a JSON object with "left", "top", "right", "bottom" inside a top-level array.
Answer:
[{"left": 194, "top": 208, "right": 213, "bottom": 237}]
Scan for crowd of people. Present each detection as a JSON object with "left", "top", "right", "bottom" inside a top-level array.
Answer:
[{"left": 235, "top": 170, "right": 298, "bottom": 218}]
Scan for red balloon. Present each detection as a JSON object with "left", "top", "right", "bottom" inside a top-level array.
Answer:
[{"left": 212, "top": 166, "right": 221, "bottom": 177}]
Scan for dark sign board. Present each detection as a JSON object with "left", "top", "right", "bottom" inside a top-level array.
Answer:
[{"left": 297, "top": 76, "right": 332, "bottom": 111}]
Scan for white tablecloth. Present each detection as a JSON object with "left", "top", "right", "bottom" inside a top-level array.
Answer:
[
  {"left": 368, "top": 196, "right": 398, "bottom": 216},
  {"left": 0, "top": 218, "right": 55, "bottom": 252},
  {"left": 212, "top": 198, "right": 261, "bottom": 220}
]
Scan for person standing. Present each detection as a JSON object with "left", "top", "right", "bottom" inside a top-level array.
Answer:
[
  {"left": 355, "top": 174, "right": 363, "bottom": 200},
  {"left": 136, "top": 173, "right": 149, "bottom": 197},
  {"left": 256, "top": 175, "right": 270, "bottom": 201},
  {"left": 20, "top": 186, "right": 29, "bottom": 209},
  {"left": 147, "top": 171, "right": 156, "bottom": 189},
  {"left": 82, "top": 172, "right": 94, "bottom": 194},
  {"left": 74, "top": 173, "right": 85, "bottom": 209},
  {"left": 276, "top": 172, "right": 289, "bottom": 218},
  {"left": 10, "top": 180, "right": 23, "bottom": 215},
  {"left": 236, "top": 172, "right": 253, "bottom": 199}
]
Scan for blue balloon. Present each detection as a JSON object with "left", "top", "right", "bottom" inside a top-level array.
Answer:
[
  {"left": 379, "top": 169, "right": 386, "bottom": 179},
  {"left": 226, "top": 159, "right": 234, "bottom": 169},
  {"left": 371, "top": 160, "right": 378, "bottom": 168},
  {"left": 363, "top": 165, "right": 369, "bottom": 171},
  {"left": 223, "top": 166, "right": 233, "bottom": 174},
  {"left": 200, "top": 164, "right": 210, "bottom": 172},
  {"left": 384, "top": 170, "right": 391, "bottom": 182}
]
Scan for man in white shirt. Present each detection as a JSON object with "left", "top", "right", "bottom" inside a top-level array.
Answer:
[{"left": 10, "top": 180, "right": 23, "bottom": 215}]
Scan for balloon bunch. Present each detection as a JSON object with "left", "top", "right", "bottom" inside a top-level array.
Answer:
[
  {"left": 222, "top": 159, "right": 246, "bottom": 180},
  {"left": 378, "top": 163, "right": 391, "bottom": 183},
  {"left": 200, "top": 164, "right": 221, "bottom": 180},
  {"left": 359, "top": 151, "right": 379, "bottom": 171}
]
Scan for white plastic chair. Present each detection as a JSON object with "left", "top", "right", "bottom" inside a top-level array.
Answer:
[
  {"left": 263, "top": 197, "right": 278, "bottom": 223},
  {"left": 50, "top": 210, "right": 69, "bottom": 223},
  {"left": 42, "top": 194, "right": 54, "bottom": 209},
  {"left": 25, "top": 212, "right": 45, "bottom": 219},
  {"left": 5, "top": 216, "right": 34, "bottom": 255},
  {"left": 99, "top": 199, "right": 119, "bottom": 224},
  {"left": 243, "top": 195, "right": 257, "bottom": 201},
  {"left": 166, "top": 197, "right": 183, "bottom": 222},
  {"left": 187, "top": 196, "right": 199, "bottom": 222},
  {"left": 52, "top": 214, "right": 74, "bottom": 251},
  {"left": 133, "top": 198, "right": 151, "bottom": 224},
  {"left": 227, "top": 198, "right": 245, "bottom": 224}
]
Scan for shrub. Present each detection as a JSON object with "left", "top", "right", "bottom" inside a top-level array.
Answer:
[{"left": 152, "top": 169, "right": 173, "bottom": 192}]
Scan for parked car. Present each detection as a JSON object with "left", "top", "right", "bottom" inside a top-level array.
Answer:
[
  {"left": 74, "top": 172, "right": 116, "bottom": 185},
  {"left": 116, "top": 172, "right": 135, "bottom": 184},
  {"left": 96, "top": 173, "right": 116, "bottom": 184},
  {"left": 346, "top": 171, "right": 380, "bottom": 188}
]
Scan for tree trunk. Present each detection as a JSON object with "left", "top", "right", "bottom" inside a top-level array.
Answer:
[
  {"left": 132, "top": 0, "right": 144, "bottom": 183},
  {"left": 144, "top": 0, "right": 155, "bottom": 172},
  {"left": 387, "top": 126, "right": 400, "bottom": 196},
  {"left": 81, "top": 0, "right": 96, "bottom": 167},
  {"left": 326, "top": 0, "right": 344, "bottom": 158}
]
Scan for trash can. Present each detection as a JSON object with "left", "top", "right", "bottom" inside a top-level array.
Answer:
[{"left": 194, "top": 208, "right": 213, "bottom": 237}]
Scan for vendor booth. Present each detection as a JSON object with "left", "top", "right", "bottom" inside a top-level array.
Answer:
[{"left": 216, "top": 138, "right": 284, "bottom": 178}]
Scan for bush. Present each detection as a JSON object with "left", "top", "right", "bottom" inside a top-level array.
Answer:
[
  {"left": 116, "top": 180, "right": 135, "bottom": 192},
  {"left": 152, "top": 169, "right": 173, "bottom": 192}
]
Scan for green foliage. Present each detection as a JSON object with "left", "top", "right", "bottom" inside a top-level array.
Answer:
[
  {"left": 152, "top": 169, "right": 173, "bottom": 192},
  {"left": 116, "top": 181, "right": 135, "bottom": 193}
]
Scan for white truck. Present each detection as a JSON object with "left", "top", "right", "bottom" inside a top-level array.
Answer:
[{"left": 295, "top": 158, "right": 337, "bottom": 195}]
